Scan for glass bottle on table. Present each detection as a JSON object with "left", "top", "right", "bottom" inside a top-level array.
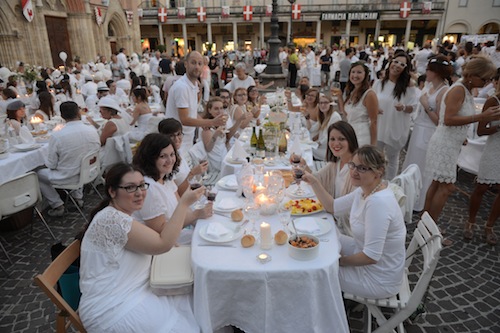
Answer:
[
  {"left": 250, "top": 126, "right": 258, "bottom": 155},
  {"left": 278, "top": 124, "right": 288, "bottom": 155},
  {"left": 256, "top": 128, "right": 266, "bottom": 158}
]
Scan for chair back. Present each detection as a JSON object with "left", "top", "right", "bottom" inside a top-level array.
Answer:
[
  {"left": 100, "top": 133, "right": 132, "bottom": 173},
  {"left": 391, "top": 164, "right": 422, "bottom": 222},
  {"left": 34, "top": 240, "right": 86, "bottom": 333},
  {"left": 0, "top": 172, "right": 42, "bottom": 218},
  {"left": 78, "top": 150, "right": 101, "bottom": 187}
]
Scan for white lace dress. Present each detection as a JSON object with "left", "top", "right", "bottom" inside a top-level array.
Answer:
[
  {"left": 79, "top": 206, "right": 199, "bottom": 333},
  {"left": 477, "top": 95, "right": 500, "bottom": 184},
  {"left": 425, "top": 81, "right": 475, "bottom": 183},
  {"left": 345, "top": 89, "right": 373, "bottom": 146}
]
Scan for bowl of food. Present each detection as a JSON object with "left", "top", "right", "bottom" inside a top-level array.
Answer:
[{"left": 288, "top": 234, "right": 320, "bottom": 261}]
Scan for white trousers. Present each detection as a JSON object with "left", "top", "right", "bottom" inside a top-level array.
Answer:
[
  {"left": 377, "top": 141, "right": 401, "bottom": 181},
  {"left": 37, "top": 168, "right": 83, "bottom": 209}
]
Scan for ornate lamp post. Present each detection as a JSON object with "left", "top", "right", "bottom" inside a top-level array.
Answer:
[{"left": 287, "top": 0, "right": 296, "bottom": 48}]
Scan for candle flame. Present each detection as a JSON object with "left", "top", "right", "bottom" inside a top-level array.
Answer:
[{"left": 30, "top": 116, "right": 43, "bottom": 124}]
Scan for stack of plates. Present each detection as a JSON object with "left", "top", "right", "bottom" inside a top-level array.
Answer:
[
  {"left": 217, "top": 175, "right": 239, "bottom": 191},
  {"left": 13, "top": 143, "right": 40, "bottom": 152}
]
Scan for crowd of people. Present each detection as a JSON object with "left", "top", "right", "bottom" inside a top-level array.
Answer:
[{"left": 1, "top": 38, "right": 500, "bottom": 332}]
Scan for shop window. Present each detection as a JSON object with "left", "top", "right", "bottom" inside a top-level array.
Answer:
[
  {"left": 493, "top": 0, "right": 500, "bottom": 7},
  {"left": 458, "top": 0, "right": 468, "bottom": 7}
]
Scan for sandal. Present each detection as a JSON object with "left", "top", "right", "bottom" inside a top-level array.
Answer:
[
  {"left": 442, "top": 238, "right": 453, "bottom": 247},
  {"left": 439, "top": 227, "right": 447, "bottom": 236},
  {"left": 485, "top": 227, "right": 498, "bottom": 246},
  {"left": 463, "top": 222, "right": 475, "bottom": 240}
]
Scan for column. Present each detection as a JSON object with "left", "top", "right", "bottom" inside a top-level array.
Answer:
[
  {"left": 374, "top": 19, "right": 381, "bottom": 41},
  {"left": 260, "top": 20, "right": 265, "bottom": 49},
  {"left": 316, "top": 20, "right": 321, "bottom": 45},
  {"left": 158, "top": 24, "right": 164, "bottom": 47},
  {"left": 182, "top": 22, "right": 188, "bottom": 55},
  {"left": 404, "top": 19, "right": 412, "bottom": 49},
  {"left": 287, "top": 20, "right": 291, "bottom": 44},
  {"left": 345, "top": 20, "right": 351, "bottom": 45},
  {"left": 233, "top": 21, "right": 238, "bottom": 50},
  {"left": 207, "top": 22, "right": 212, "bottom": 44}
]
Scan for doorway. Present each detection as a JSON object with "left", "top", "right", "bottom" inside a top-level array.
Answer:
[{"left": 45, "top": 16, "right": 72, "bottom": 67}]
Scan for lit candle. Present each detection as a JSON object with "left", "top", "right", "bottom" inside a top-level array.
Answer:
[{"left": 260, "top": 222, "right": 272, "bottom": 250}]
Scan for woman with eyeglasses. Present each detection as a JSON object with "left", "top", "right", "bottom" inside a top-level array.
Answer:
[
  {"left": 79, "top": 162, "right": 203, "bottom": 333},
  {"left": 311, "top": 94, "right": 342, "bottom": 160},
  {"left": 334, "top": 61, "right": 379, "bottom": 146},
  {"left": 402, "top": 55, "right": 452, "bottom": 212},
  {"left": 228, "top": 87, "right": 256, "bottom": 130},
  {"left": 157, "top": 118, "right": 208, "bottom": 196},
  {"left": 424, "top": 56, "right": 500, "bottom": 246},
  {"left": 373, "top": 52, "right": 418, "bottom": 180},
  {"left": 132, "top": 133, "right": 212, "bottom": 244},
  {"left": 303, "top": 145, "right": 406, "bottom": 299}
]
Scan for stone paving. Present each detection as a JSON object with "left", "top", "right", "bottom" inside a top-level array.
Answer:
[{"left": 0, "top": 169, "right": 499, "bottom": 333}]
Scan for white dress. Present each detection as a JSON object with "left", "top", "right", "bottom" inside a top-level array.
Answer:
[
  {"left": 79, "top": 206, "right": 199, "bottom": 333},
  {"left": 312, "top": 112, "right": 342, "bottom": 160},
  {"left": 334, "top": 188, "right": 406, "bottom": 299},
  {"left": 205, "top": 131, "right": 227, "bottom": 172},
  {"left": 425, "top": 81, "right": 475, "bottom": 183},
  {"left": 477, "top": 95, "right": 500, "bottom": 184},
  {"left": 345, "top": 89, "right": 374, "bottom": 146},
  {"left": 129, "top": 113, "right": 153, "bottom": 142},
  {"left": 403, "top": 84, "right": 448, "bottom": 211}
]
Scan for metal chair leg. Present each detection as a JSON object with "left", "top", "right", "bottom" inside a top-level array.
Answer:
[
  {"left": 0, "top": 238, "right": 13, "bottom": 264},
  {"left": 35, "top": 208, "right": 57, "bottom": 240}
]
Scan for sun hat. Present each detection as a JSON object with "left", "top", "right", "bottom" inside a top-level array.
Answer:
[
  {"left": 97, "top": 81, "right": 110, "bottom": 92},
  {"left": 7, "top": 99, "right": 25, "bottom": 111},
  {"left": 98, "top": 96, "right": 121, "bottom": 112}
]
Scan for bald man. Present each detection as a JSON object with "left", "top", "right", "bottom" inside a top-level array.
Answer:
[{"left": 165, "top": 51, "right": 226, "bottom": 152}]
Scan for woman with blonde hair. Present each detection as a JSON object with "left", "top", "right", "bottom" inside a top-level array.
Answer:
[{"left": 312, "top": 94, "right": 342, "bottom": 160}]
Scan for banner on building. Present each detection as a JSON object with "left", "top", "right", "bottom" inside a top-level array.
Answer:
[
  {"left": 400, "top": 1, "right": 411, "bottom": 18},
  {"left": 198, "top": 7, "right": 206, "bottom": 22},
  {"left": 266, "top": 4, "right": 272, "bottom": 17},
  {"left": 243, "top": 5, "right": 252, "bottom": 21},
  {"left": 22, "top": 0, "right": 34, "bottom": 22},
  {"left": 126, "top": 10, "right": 133, "bottom": 25},
  {"left": 422, "top": 2, "right": 432, "bottom": 14},
  {"left": 138, "top": 8, "right": 143, "bottom": 19},
  {"left": 292, "top": 4, "right": 301, "bottom": 20},
  {"left": 158, "top": 8, "right": 167, "bottom": 23},
  {"left": 178, "top": 7, "right": 185, "bottom": 19},
  {"left": 95, "top": 7, "right": 103, "bottom": 26},
  {"left": 222, "top": 6, "right": 230, "bottom": 18}
]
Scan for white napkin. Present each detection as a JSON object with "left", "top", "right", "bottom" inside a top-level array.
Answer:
[
  {"left": 224, "top": 175, "right": 238, "bottom": 187},
  {"left": 206, "top": 222, "right": 230, "bottom": 239},
  {"left": 19, "top": 126, "right": 35, "bottom": 144},
  {"left": 215, "top": 197, "right": 241, "bottom": 211},
  {"left": 231, "top": 140, "right": 247, "bottom": 160},
  {"left": 289, "top": 138, "right": 303, "bottom": 156},
  {"left": 295, "top": 217, "right": 321, "bottom": 234}
]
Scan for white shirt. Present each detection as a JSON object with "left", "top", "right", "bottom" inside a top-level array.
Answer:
[
  {"left": 81, "top": 81, "right": 97, "bottom": 98},
  {"left": 117, "top": 52, "right": 129, "bottom": 69},
  {"left": 306, "top": 51, "right": 316, "bottom": 69},
  {"left": 414, "top": 48, "right": 432, "bottom": 75},
  {"left": 223, "top": 75, "right": 255, "bottom": 93},
  {"left": 149, "top": 56, "right": 161, "bottom": 78}
]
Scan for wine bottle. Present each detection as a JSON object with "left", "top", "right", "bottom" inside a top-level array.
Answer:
[
  {"left": 257, "top": 128, "right": 266, "bottom": 158},
  {"left": 250, "top": 126, "right": 257, "bottom": 148},
  {"left": 278, "top": 127, "right": 288, "bottom": 154}
]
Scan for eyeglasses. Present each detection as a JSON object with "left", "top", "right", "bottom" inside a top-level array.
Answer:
[
  {"left": 392, "top": 60, "right": 407, "bottom": 68},
  {"left": 169, "top": 132, "right": 184, "bottom": 139},
  {"left": 347, "top": 162, "right": 372, "bottom": 173},
  {"left": 429, "top": 58, "right": 450, "bottom": 66},
  {"left": 220, "top": 95, "right": 230, "bottom": 99},
  {"left": 236, "top": 94, "right": 247, "bottom": 97},
  {"left": 306, "top": 93, "right": 317, "bottom": 98},
  {"left": 118, "top": 183, "right": 150, "bottom": 193}
]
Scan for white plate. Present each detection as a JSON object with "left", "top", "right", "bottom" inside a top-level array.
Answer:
[
  {"left": 226, "top": 156, "right": 246, "bottom": 164},
  {"left": 217, "top": 175, "right": 239, "bottom": 191},
  {"left": 35, "top": 135, "right": 51, "bottom": 143},
  {"left": 13, "top": 143, "right": 40, "bottom": 152},
  {"left": 213, "top": 197, "right": 244, "bottom": 212},
  {"left": 286, "top": 184, "right": 314, "bottom": 199},
  {"left": 289, "top": 217, "right": 332, "bottom": 236},
  {"left": 199, "top": 222, "right": 244, "bottom": 243}
]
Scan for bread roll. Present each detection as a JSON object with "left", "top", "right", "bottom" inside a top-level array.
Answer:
[
  {"left": 274, "top": 230, "right": 288, "bottom": 245},
  {"left": 231, "top": 209, "right": 244, "bottom": 222},
  {"left": 241, "top": 234, "right": 255, "bottom": 248}
]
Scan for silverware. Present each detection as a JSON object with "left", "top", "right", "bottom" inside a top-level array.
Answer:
[
  {"left": 235, "top": 219, "right": 250, "bottom": 233},
  {"left": 198, "top": 243, "right": 236, "bottom": 247},
  {"left": 213, "top": 211, "right": 231, "bottom": 218},
  {"left": 290, "top": 219, "right": 300, "bottom": 241}
]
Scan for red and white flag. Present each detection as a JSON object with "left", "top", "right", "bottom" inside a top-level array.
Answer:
[
  {"left": 158, "top": 8, "right": 167, "bottom": 23},
  {"left": 126, "top": 10, "right": 133, "bottom": 25},
  {"left": 422, "top": 1, "right": 432, "bottom": 14},
  {"left": 22, "top": 0, "right": 34, "bottom": 22},
  {"left": 222, "top": 6, "right": 230, "bottom": 18},
  {"left": 243, "top": 5, "right": 252, "bottom": 21},
  {"left": 95, "top": 7, "right": 103, "bottom": 26},
  {"left": 197, "top": 7, "right": 206, "bottom": 22},
  {"left": 400, "top": 1, "right": 411, "bottom": 18},
  {"left": 137, "top": 8, "right": 143, "bottom": 19},
  {"left": 266, "top": 4, "right": 272, "bottom": 17},
  {"left": 178, "top": 7, "right": 185, "bottom": 19},
  {"left": 292, "top": 4, "right": 301, "bottom": 20}
]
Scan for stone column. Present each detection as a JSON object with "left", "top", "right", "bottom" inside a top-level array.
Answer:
[
  {"left": 404, "top": 19, "right": 412, "bottom": 49},
  {"left": 345, "top": 20, "right": 351, "bottom": 45},
  {"left": 316, "top": 20, "right": 321, "bottom": 45},
  {"left": 68, "top": 13, "right": 98, "bottom": 64},
  {"left": 233, "top": 21, "right": 238, "bottom": 50},
  {"left": 182, "top": 23, "right": 188, "bottom": 55},
  {"left": 158, "top": 24, "right": 164, "bottom": 46},
  {"left": 207, "top": 22, "right": 212, "bottom": 44},
  {"left": 374, "top": 19, "right": 381, "bottom": 41},
  {"left": 287, "top": 20, "right": 291, "bottom": 44},
  {"left": 260, "top": 20, "right": 265, "bottom": 49}
]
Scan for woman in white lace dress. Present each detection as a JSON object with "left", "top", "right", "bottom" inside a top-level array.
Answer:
[
  {"left": 79, "top": 163, "right": 202, "bottom": 333},
  {"left": 424, "top": 56, "right": 499, "bottom": 245},
  {"left": 335, "top": 62, "right": 378, "bottom": 146},
  {"left": 402, "top": 55, "right": 452, "bottom": 212},
  {"left": 467, "top": 80, "right": 500, "bottom": 245}
]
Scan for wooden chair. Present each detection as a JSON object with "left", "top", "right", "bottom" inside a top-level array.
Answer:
[
  {"left": 34, "top": 240, "right": 86, "bottom": 333},
  {"left": 343, "top": 212, "right": 443, "bottom": 333}
]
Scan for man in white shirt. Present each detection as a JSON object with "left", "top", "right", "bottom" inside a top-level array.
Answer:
[
  {"left": 165, "top": 51, "right": 226, "bottom": 152},
  {"left": 37, "top": 101, "right": 100, "bottom": 217},
  {"left": 80, "top": 75, "right": 97, "bottom": 100},
  {"left": 414, "top": 43, "right": 433, "bottom": 75},
  {"left": 149, "top": 51, "right": 162, "bottom": 87},
  {"left": 223, "top": 62, "right": 255, "bottom": 93},
  {"left": 117, "top": 48, "right": 129, "bottom": 71},
  {"left": 305, "top": 45, "right": 316, "bottom": 81}
]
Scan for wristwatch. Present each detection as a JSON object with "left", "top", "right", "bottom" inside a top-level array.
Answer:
[{"left": 426, "top": 106, "right": 433, "bottom": 113}]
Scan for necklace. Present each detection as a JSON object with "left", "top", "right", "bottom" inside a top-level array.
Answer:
[{"left": 362, "top": 180, "right": 384, "bottom": 199}]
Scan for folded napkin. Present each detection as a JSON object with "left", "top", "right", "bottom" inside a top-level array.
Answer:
[
  {"left": 206, "top": 222, "right": 230, "bottom": 239},
  {"left": 295, "top": 217, "right": 321, "bottom": 234},
  {"left": 215, "top": 197, "right": 241, "bottom": 211},
  {"left": 289, "top": 138, "right": 303, "bottom": 156},
  {"left": 231, "top": 140, "right": 247, "bottom": 160},
  {"left": 224, "top": 175, "right": 238, "bottom": 187}
]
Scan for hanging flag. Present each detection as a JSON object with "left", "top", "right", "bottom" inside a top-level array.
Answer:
[
  {"left": 178, "top": 7, "right": 185, "bottom": 19},
  {"left": 22, "top": 0, "right": 34, "bottom": 22},
  {"left": 243, "top": 5, "right": 252, "bottom": 21},
  {"left": 95, "top": 6, "right": 103, "bottom": 26},
  {"left": 266, "top": 4, "right": 272, "bottom": 17},
  {"left": 422, "top": 1, "right": 432, "bottom": 14},
  {"left": 292, "top": 4, "right": 301, "bottom": 20},
  {"left": 222, "top": 6, "right": 230, "bottom": 18},
  {"left": 400, "top": 1, "right": 411, "bottom": 18},
  {"left": 126, "top": 10, "right": 133, "bottom": 25},
  {"left": 137, "top": 8, "right": 143, "bottom": 19},
  {"left": 158, "top": 7, "right": 167, "bottom": 23},
  {"left": 197, "top": 7, "right": 206, "bottom": 22}
]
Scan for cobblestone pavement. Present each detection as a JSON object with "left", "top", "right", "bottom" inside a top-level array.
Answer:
[{"left": 0, "top": 169, "right": 499, "bottom": 333}]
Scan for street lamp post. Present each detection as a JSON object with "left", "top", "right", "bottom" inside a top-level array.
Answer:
[
  {"left": 264, "top": 0, "right": 282, "bottom": 75},
  {"left": 287, "top": 0, "right": 296, "bottom": 48}
]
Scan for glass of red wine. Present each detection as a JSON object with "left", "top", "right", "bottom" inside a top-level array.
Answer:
[
  {"left": 206, "top": 185, "right": 218, "bottom": 202},
  {"left": 189, "top": 175, "right": 205, "bottom": 209},
  {"left": 292, "top": 164, "right": 305, "bottom": 196}
]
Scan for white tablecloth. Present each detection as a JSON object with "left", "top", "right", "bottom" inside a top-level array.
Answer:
[
  {"left": 0, "top": 143, "right": 48, "bottom": 185},
  {"left": 191, "top": 190, "right": 349, "bottom": 333}
]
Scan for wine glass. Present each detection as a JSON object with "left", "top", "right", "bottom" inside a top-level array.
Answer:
[
  {"left": 189, "top": 174, "right": 205, "bottom": 209},
  {"left": 330, "top": 82, "right": 341, "bottom": 100},
  {"left": 278, "top": 206, "right": 292, "bottom": 233},
  {"left": 206, "top": 185, "right": 218, "bottom": 202},
  {"left": 292, "top": 163, "right": 305, "bottom": 196}
]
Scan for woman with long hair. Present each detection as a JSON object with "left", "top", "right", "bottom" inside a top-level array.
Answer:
[
  {"left": 402, "top": 55, "right": 453, "bottom": 212},
  {"left": 33, "top": 91, "right": 55, "bottom": 121},
  {"left": 335, "top": 61, "right": 378, "bottom": 146},
  {"left": 228, "top": 87, "right": 256, "bottom": 130},
  {"left": 312, "top": 94, "right": 342, "bottom": 160},
  {"left": 373, "top": 52, "right": 418, "bottom": 180},
  {"left": 129, "top": 87, "right": 152, "bottom": 142},
  {"left": 79, "top": 163, "right": 202, "bottom": 332},
  {"left": 201, "top": 97, "right": 229, "bottom": 171},
  {"left": 424, "top": 56, "right": 500, "bottom": 245}
]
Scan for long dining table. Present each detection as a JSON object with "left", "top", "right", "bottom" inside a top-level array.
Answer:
[
  {"left": 190, "top": 189, "right": 349, "bottom": 333},
  {"left": 0, "top": 141, "right": 48, "bottom": 185}
]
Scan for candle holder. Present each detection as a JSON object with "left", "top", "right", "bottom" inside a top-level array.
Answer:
[{"left": 256, "top": 253, "right": 272, "bottom": 264}]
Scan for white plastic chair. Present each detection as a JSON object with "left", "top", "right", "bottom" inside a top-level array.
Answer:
[
  {"left": 0, "top": 172, "right": 57, "bottom": 265},
  {"left": 100, "top": 133, "right": 132, "bottom": 174},
  {"left": 391, "top": 164, "right": 422, "bottom": 223},
  {"left": 343, "top": 212, "right": 443, "bottom": 333},
  {"left": 52, "top": 150, "right": 101, "bottom": 222}
]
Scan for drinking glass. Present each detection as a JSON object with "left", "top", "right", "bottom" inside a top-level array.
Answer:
[
  {"left": 292, "top": 163, "right": 305, "bottom": 196},
  {"left": 206, "top": 185, "right": 218, "bottom": 202},
  {"left": 189, "top": 175, "right": 205, "bottom": 209},
  {"left": 330, "top": 82, "right": 341, "bottom": 100},
  {"left": 278, "top": 206, "right": 292, "bottom": 232}
]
